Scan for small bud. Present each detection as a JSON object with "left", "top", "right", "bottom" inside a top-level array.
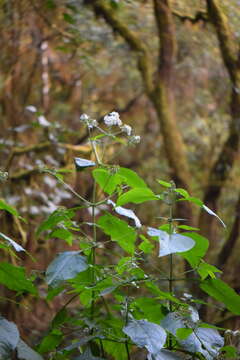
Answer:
[
  {"left": 103, "top": 111, "right": 122, "bottom": 127},
  {"left": 121, "top": 124, "right": 132, "bottom": 136},
  {"left": 80, "top": 113, "right": 89, "bottom": 121},
  {"left": 131, "top": 135, "right": 141, "bottom": 144}
]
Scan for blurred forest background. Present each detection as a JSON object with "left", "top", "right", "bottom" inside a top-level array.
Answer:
[{"left": 0, "top": 0, "right": 240, "bottom": 342}]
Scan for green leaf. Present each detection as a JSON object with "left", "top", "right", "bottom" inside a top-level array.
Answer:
[
  {"left": 200, "top": 278, "right": 240, "bottom": 315},
  {"left": 93, "top": 168, "right": 125, "bottom": 195},
  {"left": 98, "top": 213, "right": 136, "bottom": 254},
  {"left": 139, "top": 235, "right": 154, "bottom": 254},
  {"left": 197, "top": 262, "right": 222, "bottom": 280},
  {"left": 176, "top": 328, "right": 193, "bottom": 340},
  {"left": 123, "top": 318, "right": 166, "bottom": 354},
  {"left": 50, "top": 227, "right": 73, "bottom": 245},
  {"left": 37, "top": 208, "right": 75, "bottom": 236},
  {"left": 180, "top": 233, "right": 209, "bottom": 268},
  {"left": 157, "top": 180, "right": 171, "bottom": 188},
  {"left": 174, "top": 188, "right": 189, "bottom": 198},
  {"left": 178, "top": 196, "right": 203, "bottom": 206},
  {"left": 38, "top": 329, "right": 62, "bottom": 354},
  {"left": 177, "top": 225, "right": 199, "bottom": 231},
  {"left": 220, "top": 345, "right": 238, "bottom": 358},
  {"left": 75, "top": 347, "right": 104, "bottom": 359},
  {"left": 117, "top": 167, "right": 148, "bottom": 188},
  {"left": 16, "top": 339, "right": 43, "bottom": 360},
  {"left": 0, "top": 199, "right": 19, "bottom": 217},
  {"left": 0, "top": 263, "right": 37, "bottom": 294},
  {"left": 0, "top": 317, "right": 19, "bottom": 359},
  {"left": 51, "top": 309, "right": 68, "bottom": 329},
  {"left": 46, "top": 251, "right": 89, "bottom": 288},
  {"left": 132, "top": 297, "right": 166, "bottom": 323},
  {"left": 117, "top": 188, "right": 157, "bottom": 206}
]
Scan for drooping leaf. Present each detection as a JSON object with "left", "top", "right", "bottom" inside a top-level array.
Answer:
[
  {"left": 98, "top": 213, "right": 136, "bottom": 254},
  {"left": 93, "top": 168, "right": 125, "bottom": 195},
  {"left": 46, "top": 251, "right": 88, "bottom": 288},
  {"left": 176, "top": 328, "right": 193, "bottom": 340},
  {"left": 16, "top": 339, "right": 43, "bottom": 360},
  {"left": 0, "top": 263, "right": 37, "bottom": 294},
  {"left": 0, "top": 317, "right": 19, "bottom": 360},
  {"left": 0, "top": 199, "right": 19, "bottom": 217},
  {"left": 174, "top": 188, "right": 189, "bottom": 198},
  {"left": 200, "top": 278, "right": 240, "bottom": 315},
  {"left": 202, "top": 205, "right": 226, "bottom": 228},
  {"left": 123, "top": 318, "right": 166, "bottom": 355},
  {"left": 74, "top": 157, "right": 96, "bottom": 171},
  {"left": 107, "top": 199, "right": 141, "bottom": 228},
  {"left": 117, "top": 188, "right": 157, "bottom": 206},
  {"left": 117, "top": 167, "right": 148, "bottom": 188},
  {"left": 0, "top": 232, "right": 25, "bottom": 252},
  {"left": 180, "top": 232, "right": 209, "bottom": 268},
  {"left": 161, "top": 312, "right": 223, "bottom": 360},
  {"left": 147, "top": 228, "right": 195, "bottom": 257}
]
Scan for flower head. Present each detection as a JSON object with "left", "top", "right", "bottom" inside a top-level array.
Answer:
[
  {"left": 121, "top": 124, "right": 132, "bottom": 136},
  {"left": 103, "top": 112, "right": 122, "bottom": 127},
  {"left": 80, "top": 113, "right": 89, "bottom": 122}
]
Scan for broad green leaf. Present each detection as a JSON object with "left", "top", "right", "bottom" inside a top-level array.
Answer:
[
  {"left": 200, "top": 278, "right": 240, "bottom": 315},
  {"left": 197, "top": 262, "right": 222, "bottom": 280},
  {"left": 180, "top": 232, "right": 209, "bottom": 268},
  {"left": 132, "top": 297, "right": 166, "bottom": 323},
  {"left": 176, "top": 328, "right": 193, "bottom": 340},
  {"left": 0, "top": 232, "right": 25, "bottom": 252},
  {"left": 139, "top": 235, "right": 154, "bottom": 254},
  {"left": 46, "top": 251, "right": 88, "bottom": 288},
  {"left": 51, "top": 309, "right": 68, "bottom": 329},
  {"left": 16, "top": 339, "right": 43, "bottom": 360},
  {"left": 98, "top": 213, "right": 136, "bottom": 254},
  {"left": 93, "top": 168, "right": 125, "bottom": 195},
  {"left": 147, "top": 228, "right": 195, "bottom": 257},
  {"left": 50, "top": 227, "right": 73, "bottom": 245},
  {"left": 0, "top": 263, "right": 37, "bottom": 294},
  {"left": 0, "top": 317, "right": 19, "bottom": 360},
  {"left": 178, "top": 196, "right": 203, "bottom": 206},
  {"left": 220, "top": 345, "right": 238, "bottom": 358},
  {"left": 0, "top": 199, "right": 19, "bottom": 217},
  {"left": 117, "top": 188, "right": 157, "bottom": 206},
  {"left": 102, "top": 317, "right": 126, "bottom": 360},
  {"left": 157, "top": 180, "right": 171, "bottom": 188},
  {"left": 107, "top": 199, "right": 141, "bottom": 227},
  {"left": 117, "top": 167, "right": 148, "bottom": 188},
  {"left": 37, "top": 208, "right": 75, "bottom": 236},
  {"left": 145, "top": 282, "right": 185, "bottom": 305},
  {"left": 38, "top": 329, "right": 62, "bottom": 354},
  {"left": 123, "top": 318, "right": 166, "bottom": 355}
]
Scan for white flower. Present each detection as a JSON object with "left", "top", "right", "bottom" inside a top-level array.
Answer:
[
  {"left": 38, "top": 115, "right": 50, "bottom": 127},
  {"left": 89, "top": 119, "right": 98, "bottom": 128},
  {"left": 121, "top": 124, "right": 132, "bottom": 136},
  {"left": 80, "top": 113, "right": 89, "bottom": 121},
  {"left": 26, "top": 105, "right": 37, "bottom": 113},
  {"left": 131, "top": 135, "right": 141, "bottom": 144},
  {"left": 103, "top": 111, "right": 122, "bottom": 127}
]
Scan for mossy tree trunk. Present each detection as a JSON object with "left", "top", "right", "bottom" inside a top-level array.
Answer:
[
  {"left": 91, "top": 0, "right": 193, "bottom": 221},
  {"left": 199, "top": 0, "right": 240, "bottom": 261}
]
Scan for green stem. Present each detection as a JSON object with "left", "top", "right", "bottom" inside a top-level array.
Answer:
[
  {"left": 168, "top": 185, "right": 174, "bottom": 350},
  {"left": 125, "top": 296, "right": 131, "bottom": 360}
]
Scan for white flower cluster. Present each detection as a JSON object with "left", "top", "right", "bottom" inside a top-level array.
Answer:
[
  {"left": 103, "top": 111, "right": 141, "bottom": 143},
  {"left": 103, "top": 111, "right": 122, "bottom": 127},
  {"left": 80, "top": 113, "right": 98, "bottom": 129}
]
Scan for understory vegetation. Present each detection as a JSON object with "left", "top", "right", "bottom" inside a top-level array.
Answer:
[{"left": 0, "top": 112, "right": 240, "bottom": 360}]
